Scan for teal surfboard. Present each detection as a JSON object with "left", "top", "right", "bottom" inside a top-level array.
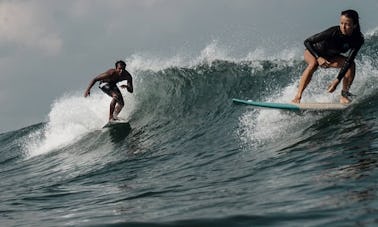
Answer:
[{"left": 232, "top": 98, "right": 348, "bottom": 111}]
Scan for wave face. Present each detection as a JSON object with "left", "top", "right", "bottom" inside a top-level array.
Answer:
[{"left": 1, "top": 33, "right": 378, "bottom": 226}]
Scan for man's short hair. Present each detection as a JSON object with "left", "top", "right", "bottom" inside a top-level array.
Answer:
[{"left": 115, "top": 60, "right": 126, "bottom": 68}]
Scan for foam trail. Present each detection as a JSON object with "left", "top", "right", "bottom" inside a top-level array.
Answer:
[{"left": 25, "top": 91, "right": 135, "bottom": 158}]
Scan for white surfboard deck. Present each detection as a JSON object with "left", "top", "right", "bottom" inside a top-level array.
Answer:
[{"left": 103, "top": 120, "right": 130, "bottom": 128}]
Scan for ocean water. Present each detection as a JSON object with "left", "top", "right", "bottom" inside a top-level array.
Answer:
[{"left": 1, "top": 31, "right": 378, "bottom": 226}]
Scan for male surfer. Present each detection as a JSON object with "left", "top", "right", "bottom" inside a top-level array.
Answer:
[
  {"left": 84, "top": 60, "right": 133, "bottom": 122},
  {"left": 292, "top": 9, "right": 364, "bottom": 104}
]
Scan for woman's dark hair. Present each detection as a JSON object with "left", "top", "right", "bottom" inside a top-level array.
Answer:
[
  {"left": 341, "top": 9, "right": 361, "bottom": 34},
  {"left": 115, "top": 60, "right": 126, "bottom": 68}
]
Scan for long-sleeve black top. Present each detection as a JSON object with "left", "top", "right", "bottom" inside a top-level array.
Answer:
[{"left": 304, "top": 26, "right": 364, "bottom": 80}]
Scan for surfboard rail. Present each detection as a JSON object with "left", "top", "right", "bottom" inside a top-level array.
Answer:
[{"left": 232, "top": 98, "right": 348, "bottom": 111}]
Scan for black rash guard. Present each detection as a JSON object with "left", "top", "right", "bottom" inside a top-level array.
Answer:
[{"left": 304, "top": 26, "right": 364, "bottom": 80}]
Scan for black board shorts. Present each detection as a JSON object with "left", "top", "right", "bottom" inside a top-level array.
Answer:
[{"left": 99, "top": 82, "right": 122, "bottom": 102}]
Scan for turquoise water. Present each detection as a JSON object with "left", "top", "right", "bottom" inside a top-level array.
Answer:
[{"left": 1, "top": 33, "right": 378, "bottom": 226}]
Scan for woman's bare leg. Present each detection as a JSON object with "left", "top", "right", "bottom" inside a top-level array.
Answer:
[{"left": 292, "top": 50, "right": 319, "bottom": 103}]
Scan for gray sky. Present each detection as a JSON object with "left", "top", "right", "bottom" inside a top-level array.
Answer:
[{"left": 1, "top": 0, "right": 378, "bottom": 133}]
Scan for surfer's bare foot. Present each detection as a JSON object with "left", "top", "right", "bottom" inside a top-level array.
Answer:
[
  {"left": 340, "top": 90, "right": 354, "bottom": 104},
  {"left": 291, "top": 96, "right": 301, "bottom": 103},
  {"left": 327, "top": 79, "right": 340, "bottom": 93},
  {"left": 109, "top": 117, "right": 119, "bottom": 122},
  {"left": 340, "top": 96, "right": 351, "bottom": 104}
]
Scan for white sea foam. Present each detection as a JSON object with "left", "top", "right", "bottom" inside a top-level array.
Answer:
[
  {"left": 126, "top": 40, "right": 245, "bottom": 74},
  {"left": 365, "top": 26, "right": 378, "bottom": 38},
  {"left": 25, "top": 91, "right": 135, "bottom": 158}
]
